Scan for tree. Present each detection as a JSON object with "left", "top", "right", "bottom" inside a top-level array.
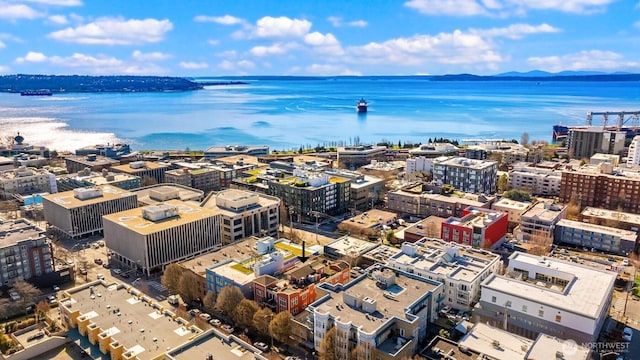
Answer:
[
  {"left": 351, "top": 342, "right": 371, "bottom": 360},
  {"left": 12, "top": 280, "right": 41, "bottom": 314},
  {"left": 502, "top": 189, "right": 531, "bottom": 202},
  {"left": 233, "top": 299, "right": 259, "bottom": 330},
  {"left": 161, "top": 263, "right": 183, "bottom": 296},
  {"left": 178, "top": 270, "right": 202, "bottom": 304},
  {"left": 215, "top": 286, "right": 245, "bottom": 318},
  {"left": 202, "top": 291, "right": 216, "bottom": 313},
  {"left": 269, "top": 311, "right": 293, "bottom": 344},
  {"left": 319, "top": 327, "right": 338, "bottom": 360},
  {"left": 521, "top": 132, "right": 530, "bottom": 146},
  {"left": 440, "top": 184, "right": 455, "bottom": 195},
  {"left": 34, "top": 300, "right": 50, "bottom": 323},
  {"left": 497, "top": 174, "right": 509, "bottom": 192},
  {"left": 253, "top": 308, "right": 274, "bottom": 338}
]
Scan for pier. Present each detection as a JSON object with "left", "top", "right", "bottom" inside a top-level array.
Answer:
[{"left": 586, "top": 111, "right": 640, "bottom": 127}]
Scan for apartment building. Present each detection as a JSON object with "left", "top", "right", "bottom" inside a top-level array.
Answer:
[
  {"left": 491, "top": 198, "right": 532, "bottom": 231},
  {"left": 580, "top": 206, "right": 640, "bottom": 241},
  {"left": 201, "top": 189, "right": 280, "bottom": 244},
  {"left": 441, "top": 207, "right": 508, "bottom": 249},
  {"left": 43, "top": 185, "right": 138, "bottom": 239},
  {"left": 308, "top": 267, "right": 444, "bottom": 360},
  {"left": 0, "top": 166, "right": 57, "bottom": 200},
  {"left": 408, "top": 143, "right": 458, "bottom": 157},
  {"left": 325, "top": 169, "right": 384, "bottom": 211},
  {"left": 474, "top": 252, "right": 615, "bottom": 343},
  {"left": 515, "top": 201, "right": 566, "bottom": 243},
  {"left": 387, "top": 189, "right": 492, "bottom": 219},
  {"left": 64, "top": 154, "right": 119, "bottom": 174},
  {"left": 110, "top": 160, "right": 169, "bottom": 184},
  {"left": 57, "top": 168, "right": 140, "bottom": 192},
  {"left": 508, "top": 164, "right": 562, "bottom": 196},
  {"left": 337, "top": 145, "right": 387, "bottom": 169},
  {"left": 103, "top": 199, "right": 222, "bottom": 275},
  {"left": 432, "top": 157, "right": 497, "bottom": 194},
  {"left": 567, "top": 127, "right": 625, "bottom": 159},
  {"left": 555, "top": 219, "right": 636, "bottom": 255},
  {"left": 387, "top": 239, "right": 501, "bottom": 311},
  {"left": 628, "top": 135, "right": 640, "bottom": 165},
  {"left": 0, "top": 219, "right": 53, "bottom": 286}
]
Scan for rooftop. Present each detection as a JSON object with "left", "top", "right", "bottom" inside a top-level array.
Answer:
[
  {"left": 458, "top": 323, "right": 533, "bottom": 360},
  {"left": 581, "top": 206, "right": 640, "bottom": 225},
  {"left": 214, "top": 154, "right": 262, "bottom": 166},
  {"left": 341, "top": 209, "right": 397, "bottom": 230},
  {"left": 526, "top": 333, "right": 590, "bottom": 360},
  {"left": 492, "top": 198, "right": 531, "bottom": 211},
  {"left": 168, "top": 330, "right": 265, "bottom": 360},
  {"left": 180, "top": 238, "right": 261, "bottom": 276},
  {"left": 557, "top": 218, "right": 637, "bottom": 239},
  {"left": 436, "top": 157, "right": 497, "bottom": 170},
  {"left": 0, "top": 219, "right": 44, "bottom": 248},
  {"left": 519, "top": 201, "right": 565, "bottom": 223},
  {"left": 200, "top": 189, "right": 279, "bottom": 215},
  {"left": 111, "top": 161, "right": 168, "bottom": 173},
  {"left": 43, "top": 185, "right": 135, "bottom": 209},
  {"left": 132, "top": 184, "right": 204, "bottom": 205},
  {"left": 326, "top": 236, "right": 379, "bottom": 257}
]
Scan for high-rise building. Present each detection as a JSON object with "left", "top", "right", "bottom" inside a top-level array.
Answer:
[
  {"left": 566, "top": 127, "right": 625, "bottom": 159},
  {"left": 628, "top": 135, "right": 640, "bottom": 165}
]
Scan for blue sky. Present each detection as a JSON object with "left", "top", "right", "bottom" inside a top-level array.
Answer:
[{"left": 1, "top": 0, "right": 640, "bottom": 76}]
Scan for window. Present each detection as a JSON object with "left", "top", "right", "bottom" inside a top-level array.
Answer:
[
  {"left": 491, "top": 296, "right": 496, "bottom": 303},
  {"left": 555, "top": 314, "right": 561, "bottom": 322},
  {"left": 522, "top": 305, "right": 528, "bottom": 312},
  {"left": 538, "top": 309, "right": 544, "bottom": 317},
  {"left": 505, "top": 301, "right": 512, "bottom": 308}
]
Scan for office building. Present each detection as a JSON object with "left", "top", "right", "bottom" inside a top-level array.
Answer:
[
  {"left": 337, "top": 145, "right": 387, "bottom": 169},
  {"left": 474, "top": 252, "right": 616, "bottom": 343},
  {"left": 0, "top": 219, "right": 53, "bottom": 286},
  {"left": 432, "top": 157, "right": 497, "bottom": 194},
  {"left": 555, "top": 219, "right": 636, "bottom": 255},
  {"left": 75, "top": 143, "right": 131, "bottom": 159},
  {"left": 441, "top": 207, "right": 508, "bottom": 249},
  {"left": 204, "top": 145, "right": 269, "bottom": 159},
  {"left": 0, "top": 166, "right": 57, "bottom": 200},
  {"left": 65, "top": 154, "right": 119, "bottom": 174},
  {"left": 43, "top": 185, "right": 138, "bottom": 239},
  {"left": 103, "top": 199, "right": 222, "bottom": 275},
  {"left": 57, "top": 168, "right": 140, "bottom": 192},
  {"left": 110, "top": 161, "right": 169, "bottom": 184}
]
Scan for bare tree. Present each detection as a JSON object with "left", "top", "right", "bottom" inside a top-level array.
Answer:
[
  {"left": 253, "top": 307, "right": 274, "bottom": 338},
  {"left": 202, "top": 291, "right": 216, "bottom": 313},
  {"left": 232, "top": 299, "right": 259, "bottom": 330},
  {"left": 35, "top": 300, "right": 50, "bottom": 322},
  {"left": 215, "top": 286, "right": 245, "bottom": 318},
  {"left": 319, "top": 327, "right": 338, "bottom": 360},
  {"left": 12, "top": 280, "right": 41, "bottom": 314},
  {"left": 268, "top": 311, "right": 293, "bottom": 344},
  {"left": 178, "top": 270, "right": 203, "bottom": 304},
  {"left": 161, "top": 263, "right": 183, "bottom": 295}
]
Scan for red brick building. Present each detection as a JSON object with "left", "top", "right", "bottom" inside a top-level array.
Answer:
[
  {"left": 559, "top": 169, "right": 640, "bottom": 214},
  {"left": 441, "top": 207, "right": 508, "bottom": 249}
]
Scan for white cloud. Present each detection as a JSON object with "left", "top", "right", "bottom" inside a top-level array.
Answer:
[
  {"left": 179, "top": 61, "right": 208, "bottom": 70},
  {"left": 48, "top": 17, "right": 173, "bottom": 45},
  {"left": 304, "top": 64, "right": 361, "bottom": 76},
  {"left": 216, "top": 50, "right": 237, "bottom": 58},
  {"left": 217, "top": 60, "right": 234, "bottom": 71},
  {"left": 471, "top": 23, "right": 560, "bottom": 39},
  {"left": 22, "top": 0, "right": 82, "bottom": 6},
  {"left": 250, "top": 43, "right": 293, "bottom": 57},
  {"left": 327, "top": 16, "right": 341, "bottom": 27},
  {"left": 304, "top": 32, "right": 344, "bottom": 56},
  {"left": 48, "top": 14, "right": 67, "bottom": 24},
  {"left": 506, "top": 0, "right": 615, "bottom": 14},
  {"left": 207, "top": 39, "right": 219, "bottom": 46},
  {"left": 404, "top": 0, "right": 489, "bottom": 16},
  {"left": 132, "top": 50, "right": 171, "bottom": 61},
  {"left": 404, "top": 0, "right": 614, "bottom": 16},
  {"left": 14, "top": 51, "right": 170, "bottom": 74},
  {"left": 194, "top": 14, "right": 247, "bottom": 26},
  {"left": 327, "top": 16, "right": 367, "bottom": 27},
  {"left": 635, "top": 21, "right": 640, "bottom": 28},
  {"left": 252, "top": 16, "right": 312, "bottom": 39},
  {"left": 0, "top": 65, "right": 9, "bottom": 74},
  {"left": 348, "top": 20, "right": 367, "bottom": 27},
  {"left": 15, "top": 51, "right": 47, "bottom": 63},
  {"left": 237, "top": 60, "right": 255, "bottom": 69},
  {"left": 0, "top": 2, "right": 42, "bottom": 19},
  {"left": 527, "top": 50, "right": 640, "bottom": 72},
  {"left": 0, "top": 40, "right": 5, "bottom": 49}
]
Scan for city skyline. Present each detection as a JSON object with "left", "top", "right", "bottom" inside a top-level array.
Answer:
[{"left": 0, "top": 0, "right": 639, "bottom": 76}]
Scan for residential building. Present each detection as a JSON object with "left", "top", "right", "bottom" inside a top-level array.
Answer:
[
  {"left": 325, "top": 169, "right": 384, "bottom": 211},
  {"left": 515, "top": 202, "right": 566, "bottom": 243},
  {"left": 43, "top": 185, "right": 137, "bottom": 239},
  {"left": 0, "top": 166, "right": 57, "bottom": 200},
  {"left": 204, "top": 145, "right": 270, "bottom": 159},
  {"left": 360, "top": 160, "right": 404, "bottom": 178},
  {"left": 406, "top": 156, "right": 439, "bottom": 176},
  {"left": 590, "top": 152, "right": 620, "bottom": 167},
  {"left": 491, "top": 198, "right": 532, "bottom": 232},
  {"left": 200, "top": 189, "right": 280, "bottom": 244},
  {"left": 57, "top": 168, "right": 140, "bottom": 192},
  {"left": 441, "top": 207, "right": 508, "bottom": 249},
  {"left": 103, "top": 199, "right": 222, "bottom": 275},
  {"left": 165, "top": 167, "right": 220, "bottom": 193},
  {"left": 110, "top": 160, "right": 169, "bottom": 184},
  {"left": 508, "top": 164, "right": 562, "bottom": 196},
  {"left": 340, "top": 209, "right": 397, "bottom": 236},
  {"left": 580, "top": 206, "right": 640, "bottom": 240},
  {"left": 74, "top": 143, "right": 131, "bottom": 159},
  {"left": 387, "top": 189, "right": 492, "bottom": 219},
  {"left": 307, "top": 266, "right": 444, "bottom": 359},
  {"left": 402, "top": 217, "right": 445, "bottom": 243},
  {"left": 567, "top": 127, "right": 625, "bottom": 159},
  {"left": 323, "top": 236, "right": 379, "bottom": 260},
  {"left": 337, "top": 145, "right": 387, "bottom": 169},
  {"left": 408, "top": 143, "right": 459, "bottom": 157},
  {"left": 628, "top": 135, "right": 640, "bottom": 165},
  {"left": 464, "top": 147, "right": 488, "bottom": 160},
  {"left": 554, "top": 219, "right": 636, "bottom": 255},
  {"left": 432, "top": 157, "right": 497, "bottom": 194},
  {"left": 474, "top": 252, "right": 616, "bottom": 343},
  {"left": 0, "top": 219, "right": 53, "bottom": 286},
  {"left": 65, "top": 154, "right": 119, "bottom": 174},
  {"left": 387, "top": 239, "right": 501, "bottom": 310}
]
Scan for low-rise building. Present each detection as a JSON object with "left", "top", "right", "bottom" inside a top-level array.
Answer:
[
  {"left": 204, "top": 145, "right": 269, "bottom": 159},
  {"left": 508, "top": 163, "right": 562, "bottom": 197},
  {"left": 579, "top": 206, "right": 640, "bottom": 241},
  {"left": 132, "top": 184, "right": 204, "bottom": 206},
  {"left": 111, "top": 160, "right": 169, "bottom": 184},
  {"left": 0, "top": 219, "right": 54, "bottom": 286},
  {"left": 43, "top": 185, "right": 138, "bottom": 239},
  {"left": 0, "top": 166, "right": 57, "bottom": 200},
  {"left": 75, "top": 143, "right": 131, "bottom": 159},
  {"left": 323, "top": 236, "right": 379, "bottom": 260},
  {"left": 387, "top": 239, "right": 501, "bottom": 310},
  {"left": 57, "top": 168, "right": 140, "bottom": 191},
  {"left": 408, "top": 143, "right": 459, "bottom": 157},
  {"left": 308, "top": 266, "right": 444, "bottom": 359},
  {"left": 65, "top": 154, "right": 119, "bottom": 174},
  {"left": 337, "top": 145, "right": 387, "bottom": 169},
  {"left": 387, "top": 189, "right": 492, "bottom": 219},
  {"left": 515, "top": 202, "right": 566, "bottom": 243},
  {"left": 491, "top": 198, "right": 532, "bottom": 232},
  {"left": 474, "top": 252, "right": 616, "bottom": 343},
  {"left": 402, "top": 217, "right": 445, "bottom": 243},
  {"left": 441, "top": 207, "right": 508, "bottom": 249},
  {"left": 555, "top": 218, "right": 637, "bottom": 255}
]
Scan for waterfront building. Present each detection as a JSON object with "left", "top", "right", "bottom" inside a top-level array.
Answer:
[
  {"left": 204, "top": 145, "right": 269, "bottom": 159},
  {"left": 441, "top": 207, "right": 508, "bottom": 249},
  {"left": 566, "top": 127, "right": 625, "bottom": 159},
  {"left": 200, "top": 189, "right": 280, "bottom": 244},
  {"left": 0, "top": 219, "right": 53, "bottom": 286},
  {"left": 74, "top": 143, "right": 131, "bottom": 159},
  {"left": 65, "top": 154, "right": 119, "bottom": 174},
  {"left": 474, "top": 252, "right": 615, "bottom": 343},
  {"left": 554, "top": 218, "right": 636, "bottom": 255},
  {"left": 387, "top": 239, "right": 501, "bottom": 310},
  {"left": 337, "top": 145, "right": 387, "bottom": 169},
  {"left": 0, "top": 166, "right": 57, "bottom": 200},
  {"left": 43, "top": 185, "right": 137, "bottom": 239},
  {"left": 387, "top": 188, "right": 492, "bottom": 219},
  {"left": 514, "top": 201, "right": 566, "bottom": 243},
  {"left": 408, "top": 142, "right": 459, "bottom": 157},
  {"left": 307, "top": 266, "right": 444, "bottom": 359},
  {"left": 56, "top": 168, "right": 140, "bottom": 192},
  {"left": 103, "top": 199, "right": 221, "bottom": 275},
  {"left": 110, "top": 160, "right": 169, "bottom": 184},
  {"left": 432, "top": 157, "right": 497, "bottom": 194},
  {"left": 0, "top": 132, "right": 49, "bottom": 158}
]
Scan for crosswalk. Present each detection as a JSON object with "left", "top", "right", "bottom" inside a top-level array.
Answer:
[{"left": 148, "top": 281, "right": 167, "bottom": 293}]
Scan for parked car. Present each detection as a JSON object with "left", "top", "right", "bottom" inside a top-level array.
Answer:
[
  {"left": 79, "top": 268, "right": 87, "bottom": 275},
  {"left": 52, "top": 285, "right": 61, "bottom": 291},
  {"left": 209, "top": 319, "right": 221, "bottom": 326},
  {"left": 94, "top": 258, "right": 103, "bottom": 265},
  {"left": 102, "top": 263, "right": 110, "bottom": 269},
  {"left": 253, "top": 342, "right": 269, "bottom": 352},
  {"left": 189, "top": 309, "right": 201, "bottom": 317},
  {"left": 623, "top": 327, "right": 633, "bottom": 341},
  {"left": 439, "top": 306, "right": 451, "bottom": 315},
  {"left": 9, "top": 291, "right": 20, "bottom": 301},
  {"left": 622, "top": 259, "right": 630, "bottom": 266},
  {"left": 199, "top": 313, "right": 211, "bottom": 321},
  {"left": 221, "top": 324, "right": 234, "bottom": 333},
  {"left": 97, "top": 273, "right": 104, "bottom": 280},
  {"left": 285, "top": 356, "right": 302, "bottom": 360},
  {"left": 113, "top": 268, "right": 122, "bottom": 275}
]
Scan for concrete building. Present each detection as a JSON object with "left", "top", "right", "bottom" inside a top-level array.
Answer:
[
  {"left": 43, "top": 185, "right": 138, "bottom": 239},
  {"left": 408, "top": 143, "right": 459, "bottom": 157},
  {"left": 322, "top": 236, "right": 380, "bottom": 260},
  {"left": 515, "top": 202, "right": 566, "bottom": 243},
  {"left": 433, "top": 157, "right": 497, "bottom": 194},
  {"left": 628, "top": 135, "right": 640, "bottom": 165},
  {"left": 165, "top": 167, "right": 220, "bottom": 194},
  {"left": 0, "top": 166, "right": 57, "bottom": 200},
  {"left": 508, "top": 164, "right": 562, "bottom": 197},
  {"left": 0, "top": 133, "right": 49, "bottom": 158},
  {"left": 65, "top": 154, "right": 119, "bottom": 174},
  {"left": 204, "top": 145, "right": 270, "bottom": 159},
  {"left": 325, "top": 169, "right": 385, "bottom": 211},
  {"left": 103, "top": 199, "right": 222, "bottom": 275},
  {"left": 590, "top": 152, "right": 620, "bottom": 167},
  {"left": 580, "top": 206, "right": 640, "bottom": 241},
  {"left": 406, "top": 156, "right": 439, "bottom": 176},
  {"left": 0, "top": 219, "right": 53, "bottom": 286},
  {"left": 474, "top": 252, "right": 616, "bottom": 343},
  {"left": 0, "top": 156, "right": 13, "bottom": 171},
  {"left": 111, "top": 161, "right": 169, "bottom": 184},
  {"left": 441, "top": 207, "right": 508, "bottom": 249},
  {"left": 387, "top": 189, "right": 492, "bottom": 219},
  {"left": 567, "top": 127, "right": 625, "bottom": 159},
  {"left": 57, "top": 168, "right": 141, "bottom": 192},
  {"left": 491, "top": 198, "right": 532, "bottom": 232},
  {"left": 402, "top": 217, "right": 446, "bottom": 243},
  {"left": 201, "top": 189, "right": 280, "bottom": 244},
  {"left": 132, "top": 184, "right": 205, "bottom": 206},
  {"left": 555, "top": 219, "right": 637, "bottom": 255},
  {"left": 307, "top": 266, "right": 444, "bottom": 359},
  {"left": 387, "top": 239, "right": 501, "bottom": 310},
  {"left": 337, "top": 145, "right": 387, "bottom": 169},
  {"left": 74, "top": 143, "right": 131, "bottom": 159}
]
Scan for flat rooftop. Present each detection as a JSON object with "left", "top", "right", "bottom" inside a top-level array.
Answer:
[
  {"left": 526, "top": 334, "right": 590, "bottom": 360},
  {"left": 214, "top": 154, "right": 261, "bottom": 166},
  {"left": 492, "top": 198, "right": 531, "bottom": 211},
  {"left": 458, "top": 323, "right": 533, "bottom": 360},
  {"left": 111, "top": 161, "right": 168, "bottom": 173},
  {"left": 581, "top": 206, "right": 640, "bottom": 225},
  {"left": 181, "top": 238, "right": 260, "bottom": 276},
  {"left": 132, "top": 184, "right": 204, "bottom": 205},
  {"left": 102, "top": 199, "right": 219, "bottom": 236},
  {"left": 43, "top": 185, "right": 135, "bottom": 209},
  {"left": 436, "top": 157, "right": 496, "bottom": 170},
  {"left": 327, "top": 236, "right": 379, "bottom": 257},
  {"left": 0, "top": 219, "right": 44, "bottom": 248},
  {"left": 341, "top": 209, "right": 397, "bottom": 230},
  {"left": 520, "top": 201, "right": 565, "bottom": 222},
  {"left": 313, "top": 269, "right": 440, "bottom": 333},
  {"left": 168, "top": 330, "right": 263, "bottom": 360},
  {"left": 61, "top": 281, "right": 203, "bottom": 360},
  {"left": 557, "top": 218, "right": 637, "bottom": 239},
  {"left": 362, "top": 245, "right": 401, "bottom": 263},
  {"left": 484, "top": 252, "right": 617, "bottom": 319},
  {"left": 200, "top": 189, "right": 279, "bottom": 215}
]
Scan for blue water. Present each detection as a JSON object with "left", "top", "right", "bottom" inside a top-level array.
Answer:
[
  {"left": 386, "top": 284, "right": 405, "bottom": 295},
  {"left": 1, "top": 77, "right": 639, "bottom": 152}
]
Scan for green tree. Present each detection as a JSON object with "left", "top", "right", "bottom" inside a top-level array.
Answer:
[
  {"left": 268, "top": 311, "right": 292, "bottom": 344},
  {"left": 215, "top": 286, "right": 245, "bottom": 318},
  {"left": 233, "top": 299, "right": 259, "bottom": 330},
  {"left": 161, "top": 263, "right": 183, "bottom": 296},
  {"left": 502, "top": 189, "right": 531, "bottom": 202},
  {"left": 440, "top": 184, "right": 455, "bottom": 195},
  {"left": 319, "top": 327, "right": 338, "bottom": 360},
  {"left": 253, "top": 308, "right": 274, "bottom": 338},
  {"left": 497, "top": 174, "right": 509, "bottom": 192}
]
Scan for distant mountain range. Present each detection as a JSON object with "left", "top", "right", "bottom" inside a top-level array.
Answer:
[
  {"left": 495, "top": 70, "right": 632, "bottom": 77},
  {"left": 430, "top": 71, "right": 640, "bottom": 81}
]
